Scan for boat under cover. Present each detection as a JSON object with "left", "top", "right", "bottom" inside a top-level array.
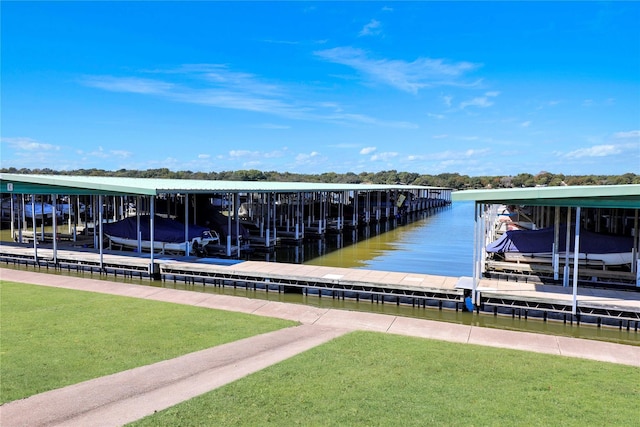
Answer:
[
  {"left": 486, "top": 225, "right": 635, "bottom": 266},
  {"left": 102, "top": 215, "right": 218, "bottom": 255}
]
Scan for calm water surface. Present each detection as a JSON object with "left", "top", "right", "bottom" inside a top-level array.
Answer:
[{"left": 304, "top": 201, "right": 474, "bottom": 277}]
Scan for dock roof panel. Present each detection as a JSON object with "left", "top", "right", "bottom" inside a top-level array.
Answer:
[
  {"left": 452, "top": 185, "right": 640, "bottom": 209},
  {"left": 1, "top": 173, "right": 449, "bottom": 196}
]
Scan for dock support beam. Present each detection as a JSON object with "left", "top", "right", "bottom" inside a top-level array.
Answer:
[{"left": 571, "top": 207, "right": 581, "bottom": 315}]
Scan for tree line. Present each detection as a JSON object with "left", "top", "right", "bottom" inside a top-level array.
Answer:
[{"left": 1, "top": 167, "right": 638, "bottom": 190}]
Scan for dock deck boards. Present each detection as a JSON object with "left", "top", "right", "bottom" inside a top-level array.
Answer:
[{"left": 1, "top": 242, "right": 639, "bottom": 323}]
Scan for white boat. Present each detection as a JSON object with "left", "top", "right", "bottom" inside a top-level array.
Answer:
[
  {"left": 105, "top": 232, "right": 219, "bottom": 255},
  {"left": 1, "top": 197, "right": 60, "bottom": 221},
  {"left": 487, "top": 225, "right": 634, "bottom": 267},
  {"left": 102, "top": 215, "right": 220, "bottom": 256},
  {"left": 56, "top": 198, "right": 86, "bottom": 218},
  {"left": 494, "top": 204, "right": 536, "bottom": 233}
]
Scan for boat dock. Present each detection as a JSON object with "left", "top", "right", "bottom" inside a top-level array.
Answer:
[{"left": 2, "top": 242, "right": 639, "bottom": 329}]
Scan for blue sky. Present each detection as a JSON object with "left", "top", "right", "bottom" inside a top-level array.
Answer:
[{"left": 1, "top": 1, "right": 639, "bottom": 176}]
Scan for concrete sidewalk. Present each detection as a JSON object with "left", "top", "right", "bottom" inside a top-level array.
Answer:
[
  {"left": 0, "top": 324, "right": 347, "bottom": 427},
  {"left": 1, "top": 267, "right": 639, "bottom": 426}
]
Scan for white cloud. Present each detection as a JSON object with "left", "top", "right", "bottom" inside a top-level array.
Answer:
[
  {"left": 427, "top": 113, "right": 445, "bottom": 120},
  {"left": 370, "top": 151, "right": 398, "bottom": 161},
  {"left": 460, "top": 98, "right": 488, "bottom": 108},
  {"left": 459, "top": 91, "right": 499, "bottom": 109},
  {"left": 565, "top": 144, "right": 621, "bottom": 159},
  {"left": 537, "top": 100, "right": 562, "bottom": 110},
  {"left": 432, "top": 134, "right": 448, "bottom": 139},
  {"left": 360, "top": 146, "right": 377, "bottom": 155},
  {"left": 81, "top": 76, "right": 174, "bottom": 94},
  {"left": 80, "top": 64, "right": 411, "bottom": 129},
  {"left": 228, "top": 148, "right": 286, "bottom": 160},
  {"left": 229, "top": 149, "right": 260, "bottom": 158},
  {"left": 255, "top": 123, "right": 291, "bottom": 129},
  {"left": 292, "top": 151, "right": 326, "bottom": 169},
  {"left": 296, "top": 151, "right": 319, "bottom": 162},
  {"left": 110, "top": 150, "right": 132, "bottom": 158},
  {"left": 521, "top": 121, "right": 532, "bottom": 127},
  {"left": 1, "top": 137, "right": 60, "bottom": 151},
  {"left": 359, "top": 19, "right": 382, "bottom": 37},
  {"left": 75, "top": 146, "right": 131, "bottom": 160},
  {"left": 314, "top": 47, "right": 481, "bottom": 94},
  {"left": 613, "top": 130, "right": 640, "bottom": 139},
  {"left": 432, "top": 148, "right": 491, "bottom": 160},
  {"left": 198, "top": 154, "right": 210, "bottom": 159}
]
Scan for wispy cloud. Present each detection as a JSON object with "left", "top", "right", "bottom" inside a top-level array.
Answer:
[
  {"left": 76, "top": 146, "right": 132, "bottom": 159},
  {"left": 291, "top": 151, "right": 328, "bottom": 170},
  {"left": 564, "top": 144, "right": 621, "bottom": 159},
  {"left": 228, "top": 148, "right": 286, "bottom": 160},
  {"left": 406, "top": 148, "right": 490, "bottom": 166},
  {"left": 582, "top": 98, "right": 615, "bottom": 108},
  {"left": 80, "top": 64, "right": 415, "bottom": 128},
  {"left": 253, "top": 123, "right": 291, "bottom": 129},
  {"left": 561, "top": 131, "right": 638, "bottom": 160},
  {"left": 434, "top": 148, "right": 490, "bottom": 160},
  {"left": 459, "top": 91, "right": 499, "bottom": 109},
  {"left": 81, "top": 76, "right": 174, "bottom": 94},
  {"left": 359, "top": 19, "right": 382, "bottom": 37},
  {"left": 370, "top": 151, "right": 398, "bottom": 161},
  {"left": 296, "top": 151, "right": 320, "bottom": 162},
  {"left": 360, "top": 146, "right": 377, "bottom": 155},
  {"left": 614, "top": 130, "right": 640, "bottom": 139},
  {"left": 1, "top": 137, "right": 61, "bottom": 151},
  {"left": 314, "top": 47, "right": 481, "bottom": 94}
]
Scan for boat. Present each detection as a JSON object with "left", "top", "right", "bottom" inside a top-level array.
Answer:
[
  {"left": 486, "top": 225, "right": 634, "bottom": 267},
  {"left": 56, "top": 197, "right": 86, "bottom": 218},
  {"left": 102, "top": 215, "right": 219, "bottom": 256},
  {"left": 494, "top": 204, "right": 536, "bottom": 233},
  {"left": 1, "top": 196, "right": 60, "bottom": 222}
]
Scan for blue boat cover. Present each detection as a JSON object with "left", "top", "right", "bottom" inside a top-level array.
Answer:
[
  {"left": 102, "top": 215, "right": 210, "bottom": 243},
  {"left": 486, "top": 225, "right": 634, "bottom": 254}
]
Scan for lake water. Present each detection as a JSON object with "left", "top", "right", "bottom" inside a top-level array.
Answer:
[
  {"left": 259, "top": 201, "right": 474, "bottom": 277},
  {"left": 303, "top": 201, "right": 474, "bottom": 277}
]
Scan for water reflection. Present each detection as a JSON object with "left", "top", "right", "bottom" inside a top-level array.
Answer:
[{"left": 260, "top": 203, "right": 474, "bottom": 278}]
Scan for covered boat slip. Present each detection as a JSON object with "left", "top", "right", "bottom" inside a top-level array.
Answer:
[
  {"left": 0, "top": 173, "right": 451, "bottom": 265},
  {"left": 2, "top": 243, "right": 639, "bottom": 327},
  {"left": 452, "top": 184, "right": 640, "bottom": 315}
]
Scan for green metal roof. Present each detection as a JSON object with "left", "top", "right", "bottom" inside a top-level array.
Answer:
[
  {"left": 452, "top": 184, "right": 640, "bottom": 209},
  {"left": 0, "top": 173, "right": 449, "bottom": 196}
]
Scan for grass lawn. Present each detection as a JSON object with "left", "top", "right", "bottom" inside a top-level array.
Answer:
[
  {"left": 132, "top": 331, "right": 640, "bottom": 426},
  {"left": 0, "top": 281, "right": 297, "bottom": 403}
]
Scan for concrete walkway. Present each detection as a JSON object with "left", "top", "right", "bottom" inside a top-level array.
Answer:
[{"left": 1, "top": 268, "right": 639, "bottom": 426}]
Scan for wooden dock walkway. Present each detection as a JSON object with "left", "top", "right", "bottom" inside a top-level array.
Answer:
[{"left": 1, "top": 242, "right": 639, "bottom": 327}]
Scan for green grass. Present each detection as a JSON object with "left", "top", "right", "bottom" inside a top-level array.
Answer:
[
  {"left": 3, "top": 280, "right": 639, "bottom": 426},
  {"left": 0, "top": 281, "right": 297, "bottom": 403},
  {"left": 131, "top": 331, "right": 640, "bottom": 427}
]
